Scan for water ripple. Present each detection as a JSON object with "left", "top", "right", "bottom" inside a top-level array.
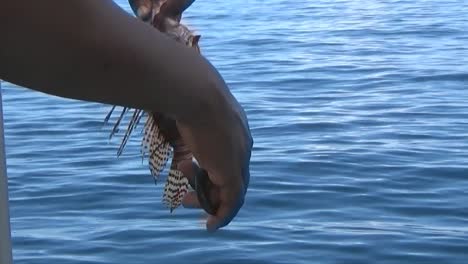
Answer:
[{"left": 2, "top": 0, "right": 468, "bottom": 263}]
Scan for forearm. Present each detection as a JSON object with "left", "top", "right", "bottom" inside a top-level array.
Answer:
[{"left": 0, "top": 0, "right": 231, "bottom": 121}]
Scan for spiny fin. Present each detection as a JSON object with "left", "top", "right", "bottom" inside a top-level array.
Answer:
[
  {"left": 117, "top": 109, "right": 143, "bottom": 156},
  {"left": 148, "top": 141, "right": 171, "bottom": 183},
  {"left": 103, "top": 105, "right": 117, "bottom": 126},
  {"left": 141, "top": 114, "right": 156, "bottom": 155},
  {"left": 109, "top": 107, "right": 128, "bottom": 140},
  {"left": 146, "top": 116, "right": 171, "bottom": 182},
  {"left": 162, "top": 169, "right": 189, "bottom": 212}
]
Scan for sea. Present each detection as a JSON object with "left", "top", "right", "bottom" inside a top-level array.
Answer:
[{"left": 2, "top": 0, "right": 468, "bottom": 263}]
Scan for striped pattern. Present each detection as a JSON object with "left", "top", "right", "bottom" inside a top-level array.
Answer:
[
  {"left": 106, "top": 107, "right": 190, "bottom": 212},
  {"left": 106, "top": 108, "right": 173, "bottom": 184},
  {"left": 163, "top": 169, "right": 189, "bottom": 212},
  {"left": 142, "top": 114, "right": 171, "bottom": 182},
  {"left": 162, "top": 139, "right": 192, "bottom": 211},
  {"left": 105, "top": 0, "right": 202, "bottom": 213}
]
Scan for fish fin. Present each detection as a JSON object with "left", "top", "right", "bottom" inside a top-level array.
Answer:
[
  {"left": 147, "top": 117, "right": 171, "bottom": 182},
  {"left": 162, "top": 168, "right": 189, "bottom": 212},
  {"left": 141, "top": 114, "right": 156, "bottom": 155},
  {"left": 103, "top": 105, "right": 117, "bottom": 126},
  {"left": 109, "top": 107, "right": 128, "bottom": 140},
  {"left": 148, "top": 141, "right": 171, "bottom": 183},
  {"left": 117, "top": 109, "right": 143, "bottom": 156}
]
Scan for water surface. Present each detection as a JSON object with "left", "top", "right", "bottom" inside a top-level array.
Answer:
[{"left": 3, "top": 0, "right": 468, "bottom": 263}]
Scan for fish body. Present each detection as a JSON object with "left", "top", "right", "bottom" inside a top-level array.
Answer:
[{"left": 107, "top": 0, "right": 201, "bottom": 212}]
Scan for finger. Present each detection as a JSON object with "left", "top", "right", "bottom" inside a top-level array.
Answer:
[
  {"left": 195, "top": 168, "right": 221, "bottom": 215},
  {"left": 206, "top": 188, "right": 244, "bottom": 232},
  {"left": 182, "top": 191, "right": 201, "bottom": 208}
]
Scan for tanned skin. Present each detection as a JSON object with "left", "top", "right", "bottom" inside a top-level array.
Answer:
[{"left": 0, "top": 0, "right": 252, "bottom": 231}]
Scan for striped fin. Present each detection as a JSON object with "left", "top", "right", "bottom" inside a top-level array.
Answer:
[
  {"left": 148, "top": 140, "right": 171, "bottom": 183},
  {"left": 105, "top": 107, "right": 145, "bottom": 157},
  {"left": 145, "top": 114, "right": 171, "bottom": 182},
  {"left": 108, "top": 109, "right": 171, "bottom": 183},
  {"left": 162, "top": 168, "right": 189, "bottom": 212},
  {"left": 141, "top": 113, "right": 155, "bottom": 156}
]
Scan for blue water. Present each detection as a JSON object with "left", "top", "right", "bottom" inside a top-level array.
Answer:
[{"left": 2, "top": 0, "right": 468, "bottom": 263}]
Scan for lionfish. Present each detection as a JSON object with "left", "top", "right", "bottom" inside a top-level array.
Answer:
[{"left": 105, "top": 0, "right": 215, "bottom": 214}]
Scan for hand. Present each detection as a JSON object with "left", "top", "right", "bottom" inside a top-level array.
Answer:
[{"left": 176, "top": 97, "right": 253, "bottom": 232}]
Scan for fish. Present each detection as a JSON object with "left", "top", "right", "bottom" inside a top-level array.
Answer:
[{"left": 106, "top": 0, "right": 203, "bottom": 213}]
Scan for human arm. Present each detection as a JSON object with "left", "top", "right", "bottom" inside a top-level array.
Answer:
[
  {"left": 0, "top": 0, "right": 224, "bottom": 121},
  {"left": 0, "top": 0, "right": 253, "bottom": 231}
]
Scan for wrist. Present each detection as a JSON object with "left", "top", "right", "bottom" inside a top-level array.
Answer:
[{"left": 178, "top": 79, "right": 234, "bottom": 126}]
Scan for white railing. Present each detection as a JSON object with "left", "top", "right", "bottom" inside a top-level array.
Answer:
[{"left": 0, "top": 82, "right": 13, "bottom": 264}]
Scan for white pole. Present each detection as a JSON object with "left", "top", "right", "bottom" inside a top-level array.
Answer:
[{"left": 0, "top": 82, "right": 13, "bottom": 264}]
